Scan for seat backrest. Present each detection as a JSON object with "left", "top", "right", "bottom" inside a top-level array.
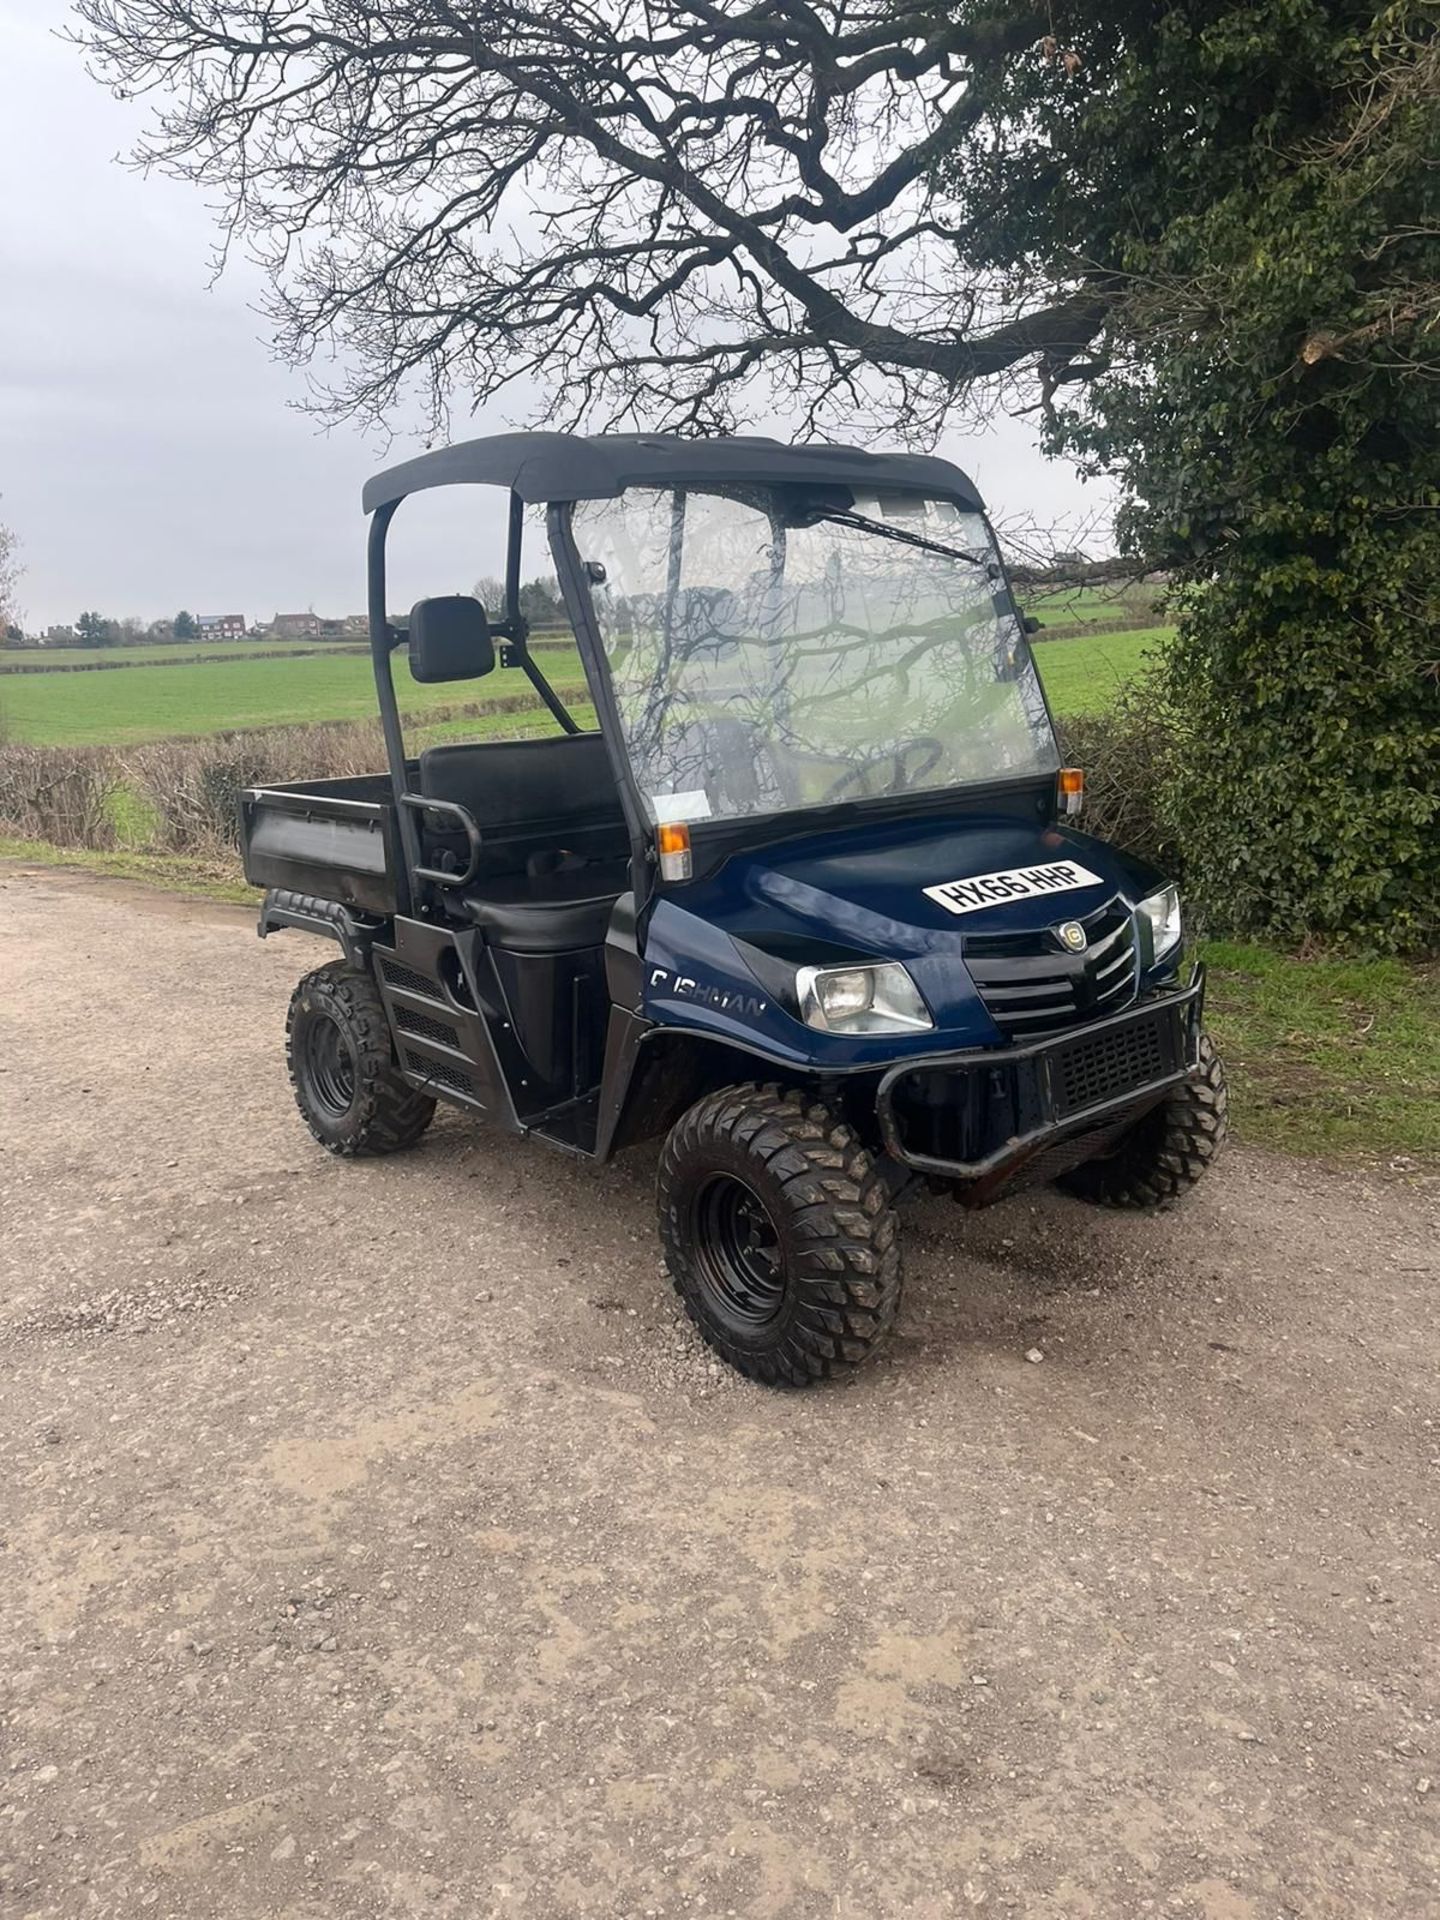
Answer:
[{"left": 418, "top": 733, "right": 623, "bottom": 832}]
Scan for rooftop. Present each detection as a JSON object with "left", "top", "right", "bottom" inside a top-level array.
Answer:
[{"left": 362, "top": 431, "right": 984, "bottom": 515}]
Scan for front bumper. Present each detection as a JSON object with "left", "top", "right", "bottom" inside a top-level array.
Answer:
[{"left": 876, "top": 965, "right": 1206, "bottom": 1186}]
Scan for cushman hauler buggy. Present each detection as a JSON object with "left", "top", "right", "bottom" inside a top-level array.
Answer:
[{"left": 240, "top": 433, "right": 1226, "bottom": 1385}]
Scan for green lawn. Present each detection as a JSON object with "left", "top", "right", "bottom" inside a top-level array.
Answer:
[{"left": 1201, "top": 941, "right": 1440, "bottom": 1164}]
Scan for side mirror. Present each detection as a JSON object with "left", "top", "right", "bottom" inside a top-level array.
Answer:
[{"left": 407, "top": 596, "right": 495, "bottom": 683}]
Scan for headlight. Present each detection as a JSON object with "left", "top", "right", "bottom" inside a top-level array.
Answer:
[
  {"left": 795, "top": 962, "right": 933, "bottom": 1034},
  {"left": 1138, "top": 884, "right": 1183, "bottom": 961}
]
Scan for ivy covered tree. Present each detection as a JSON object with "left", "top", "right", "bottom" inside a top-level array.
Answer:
[
  {"left": 74, "top": 0, "right": 1438, "bottom": 948},
  {"left": 971, "top": 6, "right": 1439, "bottom": 951}
]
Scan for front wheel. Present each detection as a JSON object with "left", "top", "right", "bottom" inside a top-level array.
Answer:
[
  {"left": 1056, "top": 1031, "right": 1228, "bottom": 1209},
  {"left": 286, "top": 960, "right": 436, "bottom": 1157},
  {"left": 658, "top": 1086, "right": 902, "bottom": 1387}
]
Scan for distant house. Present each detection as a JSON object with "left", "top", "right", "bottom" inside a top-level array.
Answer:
[
  {"left": 316, "top": 614, "right": 369, "bottom": 638},
  {"left": 271, "top": 612, "right": 322, "bottom": 639},
  {"left": 197, "top": 613, "right": 247, "bottom": 639}
]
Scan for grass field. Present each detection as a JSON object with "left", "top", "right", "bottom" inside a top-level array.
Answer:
[
  {"left": 1, "top": 629, "right": 576, "bottom": 671},
  {"left": 1021, "top": 586, "right": 1163, "bottom": 626},
  {"left": 0, "top": 626, "right": 1164, "bottom": 744},
  {"left": 0, "top": 637, "right": 354, "bottom": 669},
  {"left": 0, "top": 647, "right": 588, "bottom": 744},
  {"left": 1031, "top": 627, "right": 1170, "bottom": 713},
  {"left": 413, "top": 701, "right": 599, "bottom": 747}
]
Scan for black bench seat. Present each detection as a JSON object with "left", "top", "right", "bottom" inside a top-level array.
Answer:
[{"left": 416, "top": 733, "right": 630, "bottom": 952}]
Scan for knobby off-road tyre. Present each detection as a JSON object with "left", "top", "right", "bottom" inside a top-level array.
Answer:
[
  {"left": 1057, "top": 1031, "right": 1228, "bottom": 1210},
  {"left": 658, "top": 1084, "right": 902, "bottom": 1387},
  {"left": 285, "top": 960, "right": 436, "bottom": 1157}
]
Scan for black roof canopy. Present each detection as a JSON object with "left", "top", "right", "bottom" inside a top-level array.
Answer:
[{"left": 361, "top": 431, "right": 985, "bottom": 515}]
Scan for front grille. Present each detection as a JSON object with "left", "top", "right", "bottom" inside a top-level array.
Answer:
[
  {"left": 393, "top": 1005, "right": 460, "bottom": 1050},
  {"left": 380, "top": 957, "right": 440, "bottom": 998},
  {"left": 964, "top": 896, "right": 1137, "bottom": 1037},
  {"left": 404, "top": 1049, "right": 474, "bottom": 1097},
  {"left": 1049, "top": 1007, "right": 1173, "bottom": 1118}
]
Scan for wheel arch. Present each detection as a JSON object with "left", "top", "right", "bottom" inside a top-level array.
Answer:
[
  {"left": 258, "top": 889, "right": 389, "bottom": 970},
  {"left": 597, "top": 1019, "right": 817, "bottom": 1158}
]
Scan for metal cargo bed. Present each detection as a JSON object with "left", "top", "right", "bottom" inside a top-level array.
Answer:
[{"left": 240, "top": 772, "right": 405, "bottom": 915}]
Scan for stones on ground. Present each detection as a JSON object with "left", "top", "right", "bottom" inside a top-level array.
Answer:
[{"left": 1025, "top": 1347, "right": 1045, "bottom": 1364}]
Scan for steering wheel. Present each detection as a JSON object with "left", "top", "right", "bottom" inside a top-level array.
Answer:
[{"left": 817, "top": 735, "right": 947, "bottom": 803}]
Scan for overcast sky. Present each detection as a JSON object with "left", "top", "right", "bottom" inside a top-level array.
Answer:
[{"left": 1, "top": 0, "right": 1110, "bottom": 631}]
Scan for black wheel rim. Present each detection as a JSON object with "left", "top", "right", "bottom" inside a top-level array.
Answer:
[
  {"left": 689, "top": 1174, "right": 787, "bottom": 1330},
  {"left": 301, "top": 1010, "right": 357, "bottom": 1117}
]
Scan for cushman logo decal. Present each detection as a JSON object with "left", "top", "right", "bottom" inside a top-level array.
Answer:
[
  {"left": 924, "top": 861, "right": 1104, "bottom": 917},
  {"left": 649, "top": 967, "right": 768, "bottom": 1019}
]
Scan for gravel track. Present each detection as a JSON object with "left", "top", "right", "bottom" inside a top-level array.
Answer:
[{"left": 2, "top": 865, "right": 1437, "bottom": 1919}]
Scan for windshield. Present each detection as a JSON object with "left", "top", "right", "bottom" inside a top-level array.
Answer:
[{"left": 572, "top": 487, "right": 1059, "bottom": 826}]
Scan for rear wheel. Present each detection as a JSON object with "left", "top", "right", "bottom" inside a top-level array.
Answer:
[
  {"left": 1056, "top": 1031, "right": 1228, "bottom": 1209},
  {"left": 286, "top": 960, "right": 436, "bottom": 1157},
  {"left": 658, "top": 1085, "right": 902, "bottom": 1386}
]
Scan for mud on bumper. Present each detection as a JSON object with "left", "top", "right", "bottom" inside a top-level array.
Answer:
[{"left": 875, "top": 966, "right": 1206, "bottom": 1197}]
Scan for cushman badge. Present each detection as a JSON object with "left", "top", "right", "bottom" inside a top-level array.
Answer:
[{"left": 1056, "top": 919, "right": 1088, "bottom": 953}]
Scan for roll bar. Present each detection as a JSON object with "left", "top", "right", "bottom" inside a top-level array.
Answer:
[{"left": 366, "top": 485, "right": 582, "bottom": 910}]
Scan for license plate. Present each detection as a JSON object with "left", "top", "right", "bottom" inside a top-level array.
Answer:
[{"left": 924, "top": 859, "right": 1104, "bottom": 917}]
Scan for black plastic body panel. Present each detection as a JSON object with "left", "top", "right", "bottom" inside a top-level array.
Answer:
[
  {"left": 372, "top": 918, "right": 515, "bottom": 1126},
  {"left": 368, "top": 916, "right": 618, "bottom": 1156},
  {"left": 488, "top": 943, "right": 608, "bottom": 1099},
  {"left": 241, "top": 779, "right": 402, "bottom": 917}
]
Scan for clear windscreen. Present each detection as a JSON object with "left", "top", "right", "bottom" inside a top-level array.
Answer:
[{"left": 572, "top": 487, "right": 1058, "bottom": 825}]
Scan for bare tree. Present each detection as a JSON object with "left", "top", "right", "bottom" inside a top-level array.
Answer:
[
  {"left": 73, "top": 1, "right": 1104, "bottom": 438},
  {"left": 0, "top": 506, "right": 22, "bottom": 635}
]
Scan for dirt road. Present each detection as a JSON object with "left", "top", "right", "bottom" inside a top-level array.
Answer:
[{"left": 2, "top": 866, "right": 1437, "bottom": 1919}]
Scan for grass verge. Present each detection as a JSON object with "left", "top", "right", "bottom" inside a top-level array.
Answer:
[
  {"left": 1200, "top": 940, "right": 1439, "bottom": 1165},
  {"left": 0, "top": 836, "right": 257, "bottom": 905}
]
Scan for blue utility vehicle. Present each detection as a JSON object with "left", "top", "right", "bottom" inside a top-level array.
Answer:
[{"left": 240, "top": 434, "right": 1226, "bottom": 1384}]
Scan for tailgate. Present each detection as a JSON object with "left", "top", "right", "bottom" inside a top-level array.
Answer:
[{"left": 240, "top": 786, "right": 400, "bottom": 916}]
